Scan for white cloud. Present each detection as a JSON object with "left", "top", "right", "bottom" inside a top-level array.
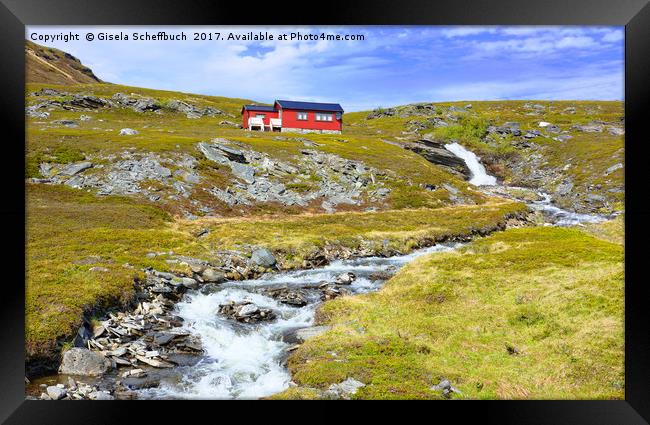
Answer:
[
  {"left": 26, "top": 25, "right": 624, "bottom": 108},
  {"left": 602, "top": 30, "right": 624, "bottom": 43},
  {"left": 440, "top": 27, "right": 497, "bottom": 38},
  {"left": 428, "top": 68, "right": 623, "bottom": 101}
]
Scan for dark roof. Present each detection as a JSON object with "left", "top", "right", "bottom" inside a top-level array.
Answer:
[
  {"left": 242, "top": 104, "right": 277, "bottom": 112},
  {"left": 275, "top": 100, "right": 344, "bottom": 113}
]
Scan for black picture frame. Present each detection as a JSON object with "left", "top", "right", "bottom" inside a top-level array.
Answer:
[{"left": 1, "top": 0, "right": 648, "bottom": 423}]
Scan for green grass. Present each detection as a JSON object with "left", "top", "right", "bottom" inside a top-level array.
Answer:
[
  {"left": 26, "top": 180, "right": 525, "bottom": 362},
  {"left": 280, "top": 225, "right": 624, "bottom": 399},
  {"left": 26, "top": 183, "right": 197, "bottom": 360},
  {"left": 345, "top": 100, "right": 624, "bottom": 213},
  {"left": 26, "top": 83, "right": 484, "bottom": 213}
]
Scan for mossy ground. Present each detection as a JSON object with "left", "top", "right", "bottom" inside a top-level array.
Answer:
[
  {"left": 345, "top": 100, "right": 624, "bottom": 212},
  {"left": 26, "top": 82, "right": 624, "bottom": 396},
  {"left": 280, "top": 223, "right": 624, "bottom": 400},
  {"left": 26, "top": 83, "right": 481, "bottom": 214},
  {"left": 26, "top": 180, "right": 524, "bottom": 362}
]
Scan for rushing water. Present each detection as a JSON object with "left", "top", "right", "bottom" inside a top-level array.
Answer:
[
  {"left": 444, "top": 142, "right": 609, "bottom": 226},
  {"left": 445, "top": 142, "right": 497, "bottom": 186},
  {"left": 136, "top": 243, "right": 461, "bottom": 400},
  {"left": 96, "top": 143, "right": 611, "bottom": 400}
]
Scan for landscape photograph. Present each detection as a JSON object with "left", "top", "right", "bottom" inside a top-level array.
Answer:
[{"left": 24, "top": 25, "right": 625, "bottom": 400}]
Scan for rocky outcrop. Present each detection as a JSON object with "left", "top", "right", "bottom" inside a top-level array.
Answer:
[
  {"left": 325, "top": 378, "right": 365, "bottom": 399},
  {"left": 198, "top": 139, "right": 392, "bottom": 212},
  {"left": 403, "top": 139, "right": 470, "bottom": 178}
]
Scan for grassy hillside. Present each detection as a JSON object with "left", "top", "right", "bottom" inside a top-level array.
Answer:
[
  {"left": 26, "top": 181, "right": 524, "bottom": 365},
  {"left": 345, "top": 101, "right": 625, "bottom": 214},
  {"left": 24, "top": 43, "right": 624, "bottom": 391},
  {"left": 26, "top": 41, "right": 103, "bottom": 85},
  {"left": 279, "top": 223, "right": 624, "bottom": 399},
  {"left": 25, "top": 82, "right": 486, "bottom": 217}
]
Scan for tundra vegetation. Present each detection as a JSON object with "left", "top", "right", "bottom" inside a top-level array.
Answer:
[{"left": 26, "top": 44, "right": 624, "bottom": 399}]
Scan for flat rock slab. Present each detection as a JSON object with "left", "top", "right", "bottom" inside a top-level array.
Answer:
[{"left": 59, "top": 348, "right": 111, "bottom": 377}]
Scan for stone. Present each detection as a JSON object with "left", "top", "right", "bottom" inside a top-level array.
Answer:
[
  {"left": 230, "top": 162, "right": 256, "bottom": 183},
  {"left": 53, "top": 119, "right": 78, "bottom": 128},
  {"left": 327, "top": 378, "right": 365, "bottom": 399},
  {"left": 320, "top": 284, "right": 351, "bottom": 300},
  {"left": 201, "top": 268, "right": 226, "bottom": 283},
  {"left": 284, "top": 325, "right": 331, "bottom": 344},
  {"left": 572, "top": 123, "right": 604, "bottom": 133},
  {"left": 135, "top": 355, "right": 174, "bottom": 368},
  {"left": 251, "top": 248, "right": 276, "bottom": 268},
  {"left": 171, "top": 276, "right": 198, "bottom": 289},
  {"left": 58, "top": 161, "right": 93, "bottom": 177},
  {"left": 604, "top": 163, "right": 623, "bottom": 175},
  {"left": 403, "top": 140, "right": 470, "bottom": 177},
  {"left": 59, "top": 348, "right": 111, "bottom": 376},
  {"left": 608, "top": 126, "right": 624, "bottom": 136},
  {"left": 264, "top": 287, "right": 308, "bottom": 307},
  {"left": 431, "top": 378, "right": 461, "bottom": 398},
  {"left": 218, "top": 301, "right": 276, "bottom": 323},
  {"left": 119, "top": 128, "right": 139, "bottom": 136},
  {"left": 335, "top": 272, "right": 356, "bottom": 285},
  {"left": 46, "top": 385, "right": 67, "bottom": 400},
  {"left": 88, "top": 391, "right": 114, "bottom": 400}
]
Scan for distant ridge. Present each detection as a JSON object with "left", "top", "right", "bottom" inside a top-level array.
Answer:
[{"left": 26, "top": 40, "right": 103, "bottom": 85}]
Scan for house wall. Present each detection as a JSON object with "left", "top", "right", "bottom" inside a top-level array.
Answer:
[
  {"left": 241, "top": 109, "right": 279, "bottom": 128},
  {"left": 278, "top": 107, "right": 342, "bottom": 132}
]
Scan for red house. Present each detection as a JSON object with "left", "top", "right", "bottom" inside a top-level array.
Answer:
[{"left": 242, "top": 100, "right": 344, "bottom": 134}]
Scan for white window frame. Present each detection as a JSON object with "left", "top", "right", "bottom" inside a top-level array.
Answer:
[
  {"left": 297, "top": 111, "right": 308, "bottom": 121},
  {"left": 315, "top": 112, "right": 333, "bottom": 122},
  {"left": 255, "top": 113, "right": 266, "bottom": 118}
]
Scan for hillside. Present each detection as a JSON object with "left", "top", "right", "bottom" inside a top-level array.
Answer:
[
  {"left": 345, "top": 101, "right": 624, "bottom": 215},
  {"left": 24, "top": 43, "right": 623, "bottom": 401},
  {"left": 26, "top": 40, "right": 103, "bottom": 85},
  {"left": 277, "top": 221, "right": 624, "bottom": 400}
]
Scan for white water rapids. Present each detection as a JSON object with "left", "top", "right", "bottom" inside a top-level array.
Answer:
[
  {"left": 137, "top": 243, "right": 460, "bottom": 400},
  {"left": 133, "top": 143, "right": 610, "bottom": 400},
  {"left": 444, "top": 142, "right": 609, "bottom": 226}
]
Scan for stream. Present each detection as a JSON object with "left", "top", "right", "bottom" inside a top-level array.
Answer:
[
  {"left": 133, "top": 143, "right": 608, "bottom": 400},
  {"left": 444, "top": 142, "right": 610, "bottom": 226},
  {"left": 30, "top": 143, "right": 613, "bottom": 400},
  {"left": 135, "top": 243, "right": 461, "bottom": 399}
]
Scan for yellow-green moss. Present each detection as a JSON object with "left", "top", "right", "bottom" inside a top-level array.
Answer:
[{"left": 282, "top": 226, "right": 624, "bottom": 399}]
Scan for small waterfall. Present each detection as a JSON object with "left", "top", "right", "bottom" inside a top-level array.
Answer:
[{"left": 444, "top": 142, "right": 497, "bottom": 186}]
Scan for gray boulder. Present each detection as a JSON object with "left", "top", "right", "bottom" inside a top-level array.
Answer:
[
  {"left": 326, "top": 378, "right": 365, "bottom": 399},
  {"left": 59, "top": 348, "right": 111, "bottom": 376},
  {"left": 230, "top": 162, "right": 256, "bottom": 184},
  {"left": 46, "top": 385, "right": 67, "bottom": 400},
  {"left": 284, "top": 325, "right": 331, "bottom": 344},
  {"left": 119, "top": 128, "right": 139, "bottom": 136},
  {"left": 58, "top": 161, "right": 93, "bottom": 177},
  {"left": 201, "top": 268, "right": 226, "bottom": 283},
  {"left": 197, "top": 142, "right": 231, "bottom": 165},
  {"left": 251, "top": 248, "right": 276, "bottom": 267}
]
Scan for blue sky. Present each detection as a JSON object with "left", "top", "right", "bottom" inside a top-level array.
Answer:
[{"left": 27, "top": 26, "right": 624, "bottom": 111}]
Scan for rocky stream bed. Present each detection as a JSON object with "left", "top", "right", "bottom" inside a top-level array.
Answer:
[{"left": 26, "top": 144, "right": 614, "bottom": 400}]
